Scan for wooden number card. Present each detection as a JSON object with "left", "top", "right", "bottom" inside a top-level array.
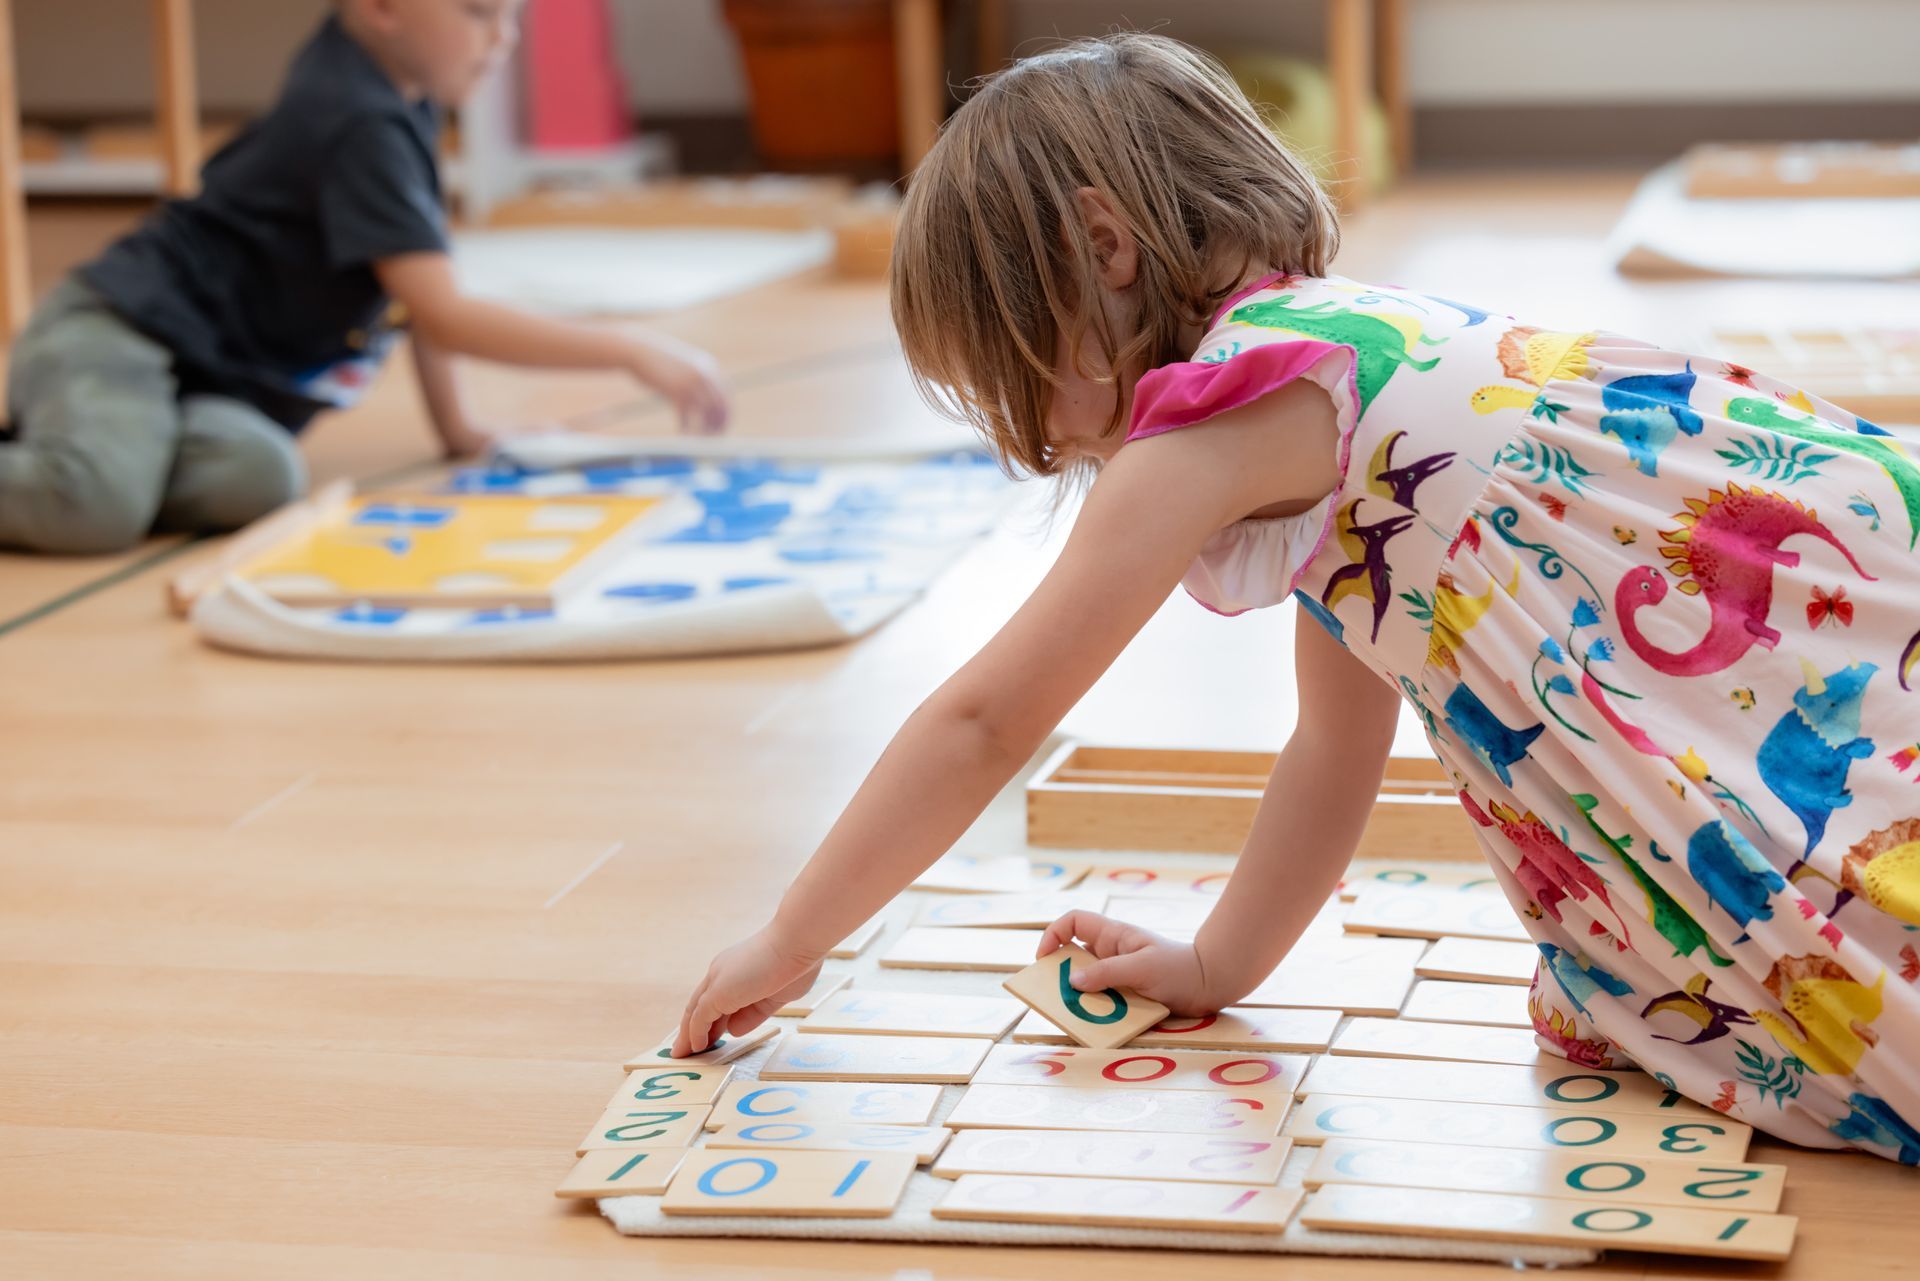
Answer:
[
  {"left": 1330, "top": 1016, "right": 1543, "bottom": 1067},
  {"left": 913, "top": 891, "right": 1106, "bottom": 929},
  {"left": 626, "top": 1021, "right": 777, "bottom": 1070},
  {"left": 1001, "top": 944, "right": 1170, "bottom": 1050},
  {"left": 828, "top": 920, "right": 883, "bottom": 959},
  {"left": 1102, "top": 895, "right": 1213, "bottom": 935},
  {"left": 661, "top": 1148, "right": 916, "bottom": 1218},
  {"left": 1343, "top": 882, "right": 1530, "bottom": 942},
  {"left": 758, "top": 1032, "right": 993, "bottom": 1084},
  {"left": 707, "top": 1121, "right": 952, "bottom": 1164},
  {"left": 1300, "top": 1183, "right": 1795, "bottom": 1262},
  {"left": 1012, "top": 1005, "right": 1340, "bottom": 1053},
  {"left": 945, "top": 1083, "right": 1286, "bottom": 1136},
  {"left": 1417, "top": 937, "right": 1538, "bottom": 985},
  {"left": 933, "top": 1129, "right": 1292, "bottom": 1186},
  {"left": 773, "top": 971, "right": 852, "bottom": 1017},
  {"left": 1297, "top": 1055, "right": 1722, "bottom": 1122},
  {"left": 879, "top": 927, "right": 1044, "bottom": 971},
  {"left": 1285, "top": 1093, "right": 1751, "bottom": 1160},
  {"left": 972, "top": 1043, "right": 1309, "bottom": 1097},
  {"left": 554, "top": 1146, "right": 689, "bottom": 1198},
  {"left": 576, "top": 1105, "right": 712, "bottom": 1154},
  {"left": 1340, "top": 860, "right": 1502, "bottom": 901},
  {"left": 1241, "top": 938, "right": 1426, "bottom": 1015},
  {"left": 935, "top": 1173, "right": 1302, "bottom": 1233},
  {"left": 913, "top": 854, "right": 1090, "bottom": 894},
  {"left": 1304, "top": 1138, "right": 1788, "bottom": 1212},
  {"left": 608, "top": 1064, "right": 734, "bottom": 1109},
  {"left": 1400, "top": 980, "right": 1532, "bottom": 1028},
  {"left": 707, "top": 1080, "right": 941, "bottom": 1129},
  {"left": 800, "top": 989, "right": 1024, "bottom": 1039},
  {"left": 1080, "top": 863, "right": 1231, "bottom": 899}
]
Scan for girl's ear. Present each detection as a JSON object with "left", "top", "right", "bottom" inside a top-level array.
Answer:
[{"left": 1074, "top": 187, "right": 1138, "bottom": 290}]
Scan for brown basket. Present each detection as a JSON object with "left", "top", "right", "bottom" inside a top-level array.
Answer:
[{"left": 722, "top": 0, "right": 901, "bottom": 167}]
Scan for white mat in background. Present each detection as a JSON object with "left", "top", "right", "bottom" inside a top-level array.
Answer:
[
  {"left": 453, "top": 227, "right": 836, "bottom": 315},
  {"left": 1611, "top": 161, "right": 1920, "bottom": 280}
]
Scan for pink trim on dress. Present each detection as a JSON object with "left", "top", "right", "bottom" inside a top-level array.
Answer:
[
  {"left": 1125, "top": 339, "right": 1349, "bottom": 443},
  {"left": 1283, "top": 346, "right": 1365, "bottom": 599},
  {"left": 1208, "top": 270, "right": 1296, "bottom": 327}
]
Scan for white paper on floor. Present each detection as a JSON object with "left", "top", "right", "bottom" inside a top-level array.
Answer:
[{"left": 453, "top": 227, "right": 836, "bottom": 315}]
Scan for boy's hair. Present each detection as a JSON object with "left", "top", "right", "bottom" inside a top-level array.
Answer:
[{"left": 892, "top": 33, "right": 1340, "bottom": 478}]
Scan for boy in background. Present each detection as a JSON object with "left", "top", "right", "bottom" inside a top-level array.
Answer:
[{"left": 0, "top": 0, "right": 727, "bottom": 554}]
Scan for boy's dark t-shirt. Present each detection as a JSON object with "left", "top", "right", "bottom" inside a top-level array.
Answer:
[{"left": 82, "top": 16, "right": 446, "bottom": 432}]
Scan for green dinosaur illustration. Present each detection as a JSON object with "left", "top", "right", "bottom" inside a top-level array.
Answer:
[
  {"left": 1231, "top": 295, "right": 1442, "bottom": 414},
  {"left": 1573, "top": 793, "right": 1733, "bottom": 967},
  {"left": 1726, "top": 396, "right": 1920, "bottom": 550}
]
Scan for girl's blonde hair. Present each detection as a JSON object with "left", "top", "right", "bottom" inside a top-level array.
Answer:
[{"left": 892, "top": 32, "right": 1341, "bottom": 477}]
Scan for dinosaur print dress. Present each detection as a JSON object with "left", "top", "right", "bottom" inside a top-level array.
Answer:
[{"left": 1124, "top": 272, "right": 1920, "bottom": 1161}]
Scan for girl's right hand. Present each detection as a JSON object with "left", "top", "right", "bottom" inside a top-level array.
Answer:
[
  {"left": 1036, "top": 909, "right": 1218, "bottom": 1016},
  {"left": 672, "top": 927, "right": 822, "bottom": 1057}
]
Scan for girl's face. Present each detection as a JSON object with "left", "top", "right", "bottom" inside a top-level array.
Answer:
[{"left": 1045, "top": 321, "right": 1129, "bottom": 468}]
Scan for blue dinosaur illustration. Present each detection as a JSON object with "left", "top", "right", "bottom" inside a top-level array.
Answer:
[
  {"left": 1758, "top": 661, "right": 1878, "bottom": 856},
  {"left": 1831, "top": 1093, "right": 1920, "bottom": 1165},
  {"left": 1418, "top": 293, "right": 1492, "bottom": 327},
  {"left": 1538, "top": 943, "right": 1633, "bottom": 1018},
  {"left": 1687, "top": 819, "right": 1785, "bottom": 935},
  {"left": 1441, "top": 683, "right": 1544, "bottom": 787},
  {"left": 1596, "top": 364, "right": 1701, "bottom": 477},
  {"left": 1292, "top": 588, "right": 1346, "bottom": 645}
]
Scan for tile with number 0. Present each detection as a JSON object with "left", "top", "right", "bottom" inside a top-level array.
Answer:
[
  {"left": 913, "top": 853, "right": 1089, "bottom": 894},
  {"left": 879, "top": 926, "right": 1044, "bottom": 971},
  {"left": 554, "top": 1146, "right": 690, "bottom": 1198},
  {"left": 1304, "top": 1138, "right": 1787, "bottom": 1212},
  {"left": 913, "top": 890, "right": 1106, "bottom": 928},
  {"left": 935, "top": 1172, "right": 1301, "bottom": 1233},
  {"left": 1343, "top": 882, "right": 1530, "bottom": 942},
  {"left": 706, "top": 1079, "right": 941, "bottom": 1129},
  {"left": 608, "top": 1063, "right": 734, "bottom": 1109},
  {"left": 800, "top": 988, "right": 1023, "bottom": 1039},
  {"left": 1297, "top": 1054, "right": 1721, "bottom": 1122},
  {"left": 1339, "top": 860, "right": 1503, "bottom": 901},
  {"left": 772, "top": 971, "right": 852, "bottom": 1017},
  {"left": 576, "top": 1105, "right": 712, "bottom": 1154},
  {"left": 758, "top": 1031, "right": 993, "bottom": 1084},
  {"left": 1299, "top": 1182, "right": 1795, "bottom": 1262},
  {"left": 828, "top": 919, "right": 883, "bottom": 959},
  {"left": 946, "top": 1083, "right": 1286, "bottom": 1136},
  {"left": 1285, "top": 1092, "right": 1750, "bottom": 1160},
  {"left": 1239, "top": 937, "right": 1425, "bottom": 1015},
  {"left": 661, "top": 1148, "right": 916, "bottom": 1218},
  {"left": 933, "top": 1128, "right": 1293, "bottom": 1186},
  {"left": 625, "top": 1020, "right": 777, "bottom": 1070},
  {"left": 1001, "top": 944, "right": 1169, "bottom": 1050},
  {"left": 1331, "top": 1015, "right": 1543, "bottom": 1066},
  {"left": 1400, "top": 979, "right": 1532, "bottom": 1028},
  {"left": 973, "top": 1043, "right": 1309, "bottom": 1096},
  {"left": 1417, "top": 936, "right": 1538, "bottom": 985},
  {"left": 707, "top": 1121, "right": 952, "bottom": 1163},
  {"left": 1012, "top": 1005, "right": 1339, "bottom": 1052}
]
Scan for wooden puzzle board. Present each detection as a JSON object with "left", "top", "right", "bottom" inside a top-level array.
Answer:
[{"left": 1700, "top": 326, "right": 1920, "bottom": 424}]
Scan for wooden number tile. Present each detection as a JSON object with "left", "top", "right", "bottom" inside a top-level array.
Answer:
[
  {"left": 1285, "top": 1093, "right": 1751, "bottom": 1160},
  {"left": 1331, "top": 1016, "right": 1543, "bottom": 1066},
  {"left": 1417, "top": 937, "right": 1538, "bottom": 985},
  {"left": 1297, "top": 1055, "right": 1722, "bottom": 1123},
  {"left": 933, "top": 1129, "right": 1292, "bottom": 1185},
  {"left": 625, "top": 1021, "right": 777, "bottom": 1070},
  {"left": 913, "top": 890, "right": 1106, "bottom": 929},
  {"left": 800, "top": 989, "right": 1023, "bottom": 1039},
  {"left": 1304, "top": 1138, "right": 1788, "bottom": 1212},
  {"left": 1080, "top": 863, "right": 1231, "bottom": 899},
  {"left": 773, "top": 971, "right": 853, "bottom": 1017},
  {"left": 1344, "top": 882, "right": 1529, "bottom": 942},
  {"left": 913, "top": 853, "right": 1089, "bottom": 894},
  {"left": 576, "top": 1105, "right": 711, "bottom": 1154},
  {"left": 1400, "top": 979, "right": 1533, "bottom": 1028},
  {"left": 707, "top": 1080, "right": 942, "bottom": 1129},
  {"left": 935, "top": 1173, "right": 1302, "bottom": 1233},
  {"left": 1012, "top": 1005, "right": 1340, "bottom": 1053},
  {"left": 707, "top": 1121, "right": 952, "bottom": 1163},
  {"left": 879, "top": 926, "right": 1044, "bottom": 971},
  {"left": 973, "top": 1043, "right": 1309, "bottom": 1096},
  {"left": 758, "top": 1031, "right": 993, "bottom": 1084},
  {"left": 1001, "top": 944, "right": 1170, "bottom": 1050},
  {"left": 1339, "top": 860, "right": 1502, "bottom": 901},
  {"left": 828, "top": 920, "right": 883, "bottom": 959},
  {"left": 1102, "top": 895, "right": 1212, "bottom": 934},
  {"left": 1241, "top": 938, "right": 1426, "bottom": 1015},
  {"left": 1300, "top": 1183, "right": 1795, "bottom": 1262},
  {"left": 946, "top": 1083, "right": 1286, "bottom": 1136},
  {"left": 661, "top": 1148, "right": 916, "bottom": 1218},
  {"left": 554, "top": 1146, "right": 690, "bottom": 1198},
  {"left": 608, "top": 1063, "right": 734, "bottom": 1108}
]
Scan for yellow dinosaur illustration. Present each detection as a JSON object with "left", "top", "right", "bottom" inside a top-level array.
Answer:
[
  {"left": 1843, "top": 818, "right": 1920, "bottom": 926},
  {"left": 1470, "top": 327, "right": 1597, "bottom": 414},
  {"left": 1752, "top": 954, "right": 1885, "bottom": 1075},
  {"left": 1427, "top": 563, "right": 1519, "bottom": 673}
]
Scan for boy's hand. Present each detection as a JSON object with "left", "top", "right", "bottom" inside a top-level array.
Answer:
[
  {"left": 672, "top": 925, "right": 822, "bottom": 1057},
  {"left": 1037, "top": 909, "right": 1216, "bottom": 1016},
  {"left": 626, "top": 337, "right": 729, "bottom": 435}
]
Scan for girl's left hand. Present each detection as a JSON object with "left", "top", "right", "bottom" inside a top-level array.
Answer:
[{"left": 1036, "top": 909, "right": 1217, "bottom": 1016}]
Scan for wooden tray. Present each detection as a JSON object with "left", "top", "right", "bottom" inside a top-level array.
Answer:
[
  {"left": 1684, "top": 142, "right": 1920, "bottom": 200},
  {"left": 1025, "top": 743, "right": 1481, "bottom": 858}
]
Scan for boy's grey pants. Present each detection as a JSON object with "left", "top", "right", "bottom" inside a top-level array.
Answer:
[{"left": 0, "top": 279, "right": 306, "bottom": 554}]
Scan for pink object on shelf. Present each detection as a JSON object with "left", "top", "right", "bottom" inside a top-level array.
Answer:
[{"left": 524, "top": 0, "right": 633, "bottom": 150}]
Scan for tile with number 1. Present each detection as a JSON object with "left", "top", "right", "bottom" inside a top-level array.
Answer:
[
  {"left": 935, "top": 1173, "right": 1300, "bottom": 1232},
  {"left": 661, "top": 1148, "right": 916, "bottom": 1217}
]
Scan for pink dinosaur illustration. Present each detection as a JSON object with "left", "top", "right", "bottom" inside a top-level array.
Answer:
[
  {"left": 1527, "top": 990, "right": 1618, "bottom": 1069},
  {"left": 1617, "top": 484, "right": 1875, "bottom": 677},
  {"left": 1461, "top": 793, "right": 1633, "bottom": 946}
]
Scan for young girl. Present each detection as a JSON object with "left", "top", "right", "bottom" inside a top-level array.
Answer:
[{"left": 675, "top": 33, "right": 1919, "bottom": 1162}]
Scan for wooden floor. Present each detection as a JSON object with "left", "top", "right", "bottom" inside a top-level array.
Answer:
[{"left": 2, "top": 175, "right": 1914, "bottom": 1279}]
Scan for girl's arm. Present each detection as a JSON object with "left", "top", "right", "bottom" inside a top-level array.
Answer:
[{"left": 673, "top": 383, "right": 1340, "bottom": 1054}]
